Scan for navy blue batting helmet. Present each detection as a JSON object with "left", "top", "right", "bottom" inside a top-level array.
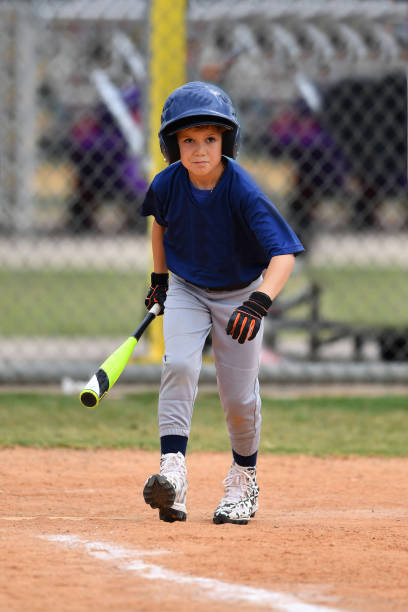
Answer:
[{"left": 159, "top": 81, "right": 240, "bottom": 163}]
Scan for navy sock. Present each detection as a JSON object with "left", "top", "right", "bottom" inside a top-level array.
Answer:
[
  {"left": 232, "top": 449, "right": 258, "bottom": 468},
  {"left": 160, "top": 435, "right": 188, "bottom": 456}
]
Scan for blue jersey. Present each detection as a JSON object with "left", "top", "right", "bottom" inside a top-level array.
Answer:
[{"left": 141, "top": 157, "right": 304, "bottom": 288}]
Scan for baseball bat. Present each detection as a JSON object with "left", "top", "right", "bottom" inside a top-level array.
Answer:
[{"left": 79, "top": 303, "right": 161, "bottom": 408}]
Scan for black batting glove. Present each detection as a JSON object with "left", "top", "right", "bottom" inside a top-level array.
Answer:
[
  {"left": 226, "top": 291, "right": 272, "bottom": 344},
  {"left": 145, "top": 272, "right": 169, "bottom": 315}
]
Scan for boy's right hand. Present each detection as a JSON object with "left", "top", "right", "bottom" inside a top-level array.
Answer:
[{"left": 145, "top": 272, "right": 169, "bottom": 315}]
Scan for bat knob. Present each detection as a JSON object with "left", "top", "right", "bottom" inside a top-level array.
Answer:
[{"left": 80, "top": 390, "right": 99, "bottom": 408}]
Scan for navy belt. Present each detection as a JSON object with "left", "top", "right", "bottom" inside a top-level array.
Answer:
[{"left": 186, "top": 278, "right": 256, "bottom": 293}]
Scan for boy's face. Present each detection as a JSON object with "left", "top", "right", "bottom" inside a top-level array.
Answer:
[{"left": 176, "top": 125, "right": 225, "bottom": 187}]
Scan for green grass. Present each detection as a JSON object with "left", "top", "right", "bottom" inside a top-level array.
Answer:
[
  {"left": 0, "top": 269, "right": 146, "bottom": 336},
  {"left": 282, "top": 266, "right": 408, "bottom": 328},
  {"left": 0, "top": 392, "right": 407, "bottom": 456},
  {"left": 1, "top": 266, "right": 407, "bottom": 337},
  {"left": 308, "top": 266, "right": 408, "bottom": 327}
]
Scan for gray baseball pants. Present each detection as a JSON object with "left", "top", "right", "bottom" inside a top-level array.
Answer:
[{"left": 158, "top": 273, "right": 264, "bottom": 457}]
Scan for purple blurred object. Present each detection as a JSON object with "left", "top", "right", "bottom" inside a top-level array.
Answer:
[
  {"left": 67, "top": 86, "right": 147, "bottom": 231},
  {"left": 267, "top": 104, "right": 347, "bottom": 194},
  {"left": 69, "top": 86, "right": 147, "bottom": 197}
]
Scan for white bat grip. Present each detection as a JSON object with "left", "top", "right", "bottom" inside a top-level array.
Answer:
[{"left": 149, "top": 303, "right": 162, "bottom": 316}]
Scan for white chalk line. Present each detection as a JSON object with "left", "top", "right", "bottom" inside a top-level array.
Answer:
[{"left": 40, "top": 534, "right": 342, "bottom": 612}]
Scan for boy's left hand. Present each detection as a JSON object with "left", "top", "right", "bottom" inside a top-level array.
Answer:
[{"left": 226, "top": 291, "right": 272, "bottom": 344}]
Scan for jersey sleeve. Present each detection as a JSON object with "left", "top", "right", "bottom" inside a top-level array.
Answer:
[
  {"left": 241, "top": 191, "right": 304, "bottom": 258},
  {"left": 140, "top": 182, "right": 168, "bottom": 226}
]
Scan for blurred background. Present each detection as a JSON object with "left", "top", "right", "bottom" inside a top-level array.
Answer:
[{"left": 1, "top": 0, "right": 408, "bottom": 386}]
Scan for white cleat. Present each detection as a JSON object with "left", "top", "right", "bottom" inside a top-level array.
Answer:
[
  {"left": 143, "top": 452, "right": 188, "bottom": 522},
  {"left": 213, "top": 461, "right": 259, "bottom": 525}
]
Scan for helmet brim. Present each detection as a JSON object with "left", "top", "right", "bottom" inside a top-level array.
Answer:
[{"left": 162, "top": 113, "right": 236, "bottom": 137}]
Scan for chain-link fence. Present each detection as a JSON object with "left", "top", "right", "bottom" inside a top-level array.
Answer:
[{"left": 1, "top": 0, "right": 408, "bottom": 385}]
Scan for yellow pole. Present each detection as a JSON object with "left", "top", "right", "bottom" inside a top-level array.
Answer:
[{"left": 146, "top": 0, "right": 187, "bottom": 362}]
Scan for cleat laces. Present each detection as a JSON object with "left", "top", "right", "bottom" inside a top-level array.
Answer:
[
  {"left": 160, "top": 452, "right": 187, "bottom": 502},
  {"left": 221, "top": 462, "right": 257, "bottom": 503}
]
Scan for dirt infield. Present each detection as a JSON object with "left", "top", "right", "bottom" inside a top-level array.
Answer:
[{"left": 1, "top": 449, "right": 407, "bottom": 612}]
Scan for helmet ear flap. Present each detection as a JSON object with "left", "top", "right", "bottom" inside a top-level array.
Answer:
[
  {"left": 222, "top": 126, "right": 240, "bottom": 159},
  {"left": 160, "top": 134, "right": 180, "bottom": 164},
  {"left": 159, "top": 134, "right": 168, "bottom": 161}
]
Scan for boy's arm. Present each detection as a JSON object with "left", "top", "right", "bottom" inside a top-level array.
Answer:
[
  {"left": 145, "top": 220, "right": 168, "bottom": 313},
  {"left": 257, "top": 253, "right": 295, "bottom": 301},
  {"left": 152, "top": 219, "right": 168, "bottom": 273}
]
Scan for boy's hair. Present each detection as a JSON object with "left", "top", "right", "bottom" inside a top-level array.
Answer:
[{"left": 159, "top": 81, "right": 240, "bottom": 164}]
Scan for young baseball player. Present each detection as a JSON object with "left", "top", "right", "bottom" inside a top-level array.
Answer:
[{"left": 141, "top": 81, "right": 304, "bottom": 525}]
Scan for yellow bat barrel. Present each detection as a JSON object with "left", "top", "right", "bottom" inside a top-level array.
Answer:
[
  {"left": 79, "top": 304, "right": 161, "bottom": 408},
  {"left": 80, "top": 336, "right": 137, "bottom": 408}
]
